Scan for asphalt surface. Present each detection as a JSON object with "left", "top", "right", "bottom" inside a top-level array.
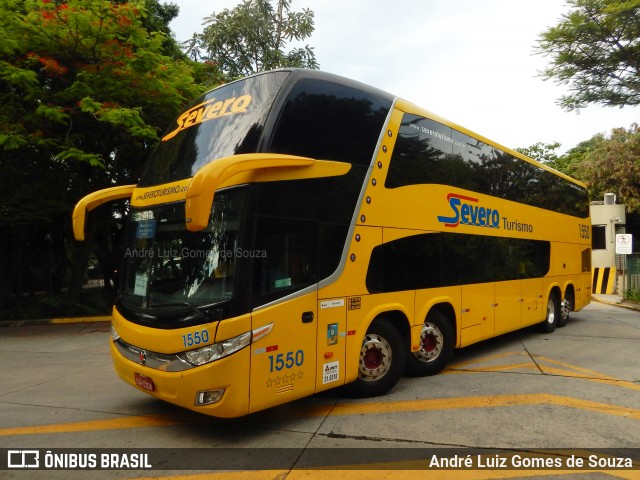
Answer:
[{"left": 0, "top": 298, "right": 639, "bottom": 479}]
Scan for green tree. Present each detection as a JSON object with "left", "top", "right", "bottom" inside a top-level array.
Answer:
[
  {"left": 537, "top": 0, "right": 640, "bottom": 110},
  {"left": 579, "top": 124, "right": 640, "bottom": 212},
  {"left": 516, "top": 141, "right": 562, "bottom": 165},
  {"left": 0, "top": 0, "right": 202, "bottom": 314},
  {"left": 191, "top": 0, "right": 318, "bottom": 78},
  {"left": 552, "top": 135, "right": 604, "bottom": 179}
]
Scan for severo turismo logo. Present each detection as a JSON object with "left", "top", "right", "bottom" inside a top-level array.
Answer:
[
  {"left": 437, "top": 193, "right": 500, "bottom": 228},
  {"left": 437, "top": 193, "right": 534, "bottom": 233}
]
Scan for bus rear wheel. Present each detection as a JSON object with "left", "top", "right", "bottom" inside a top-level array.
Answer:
[
  {"left": 405, "top": 309, "right": 454, "bottom": 377},
  {"left": 346, "top": 319, "right": 406, "bottom": 398},
  {"left": 557, "top": 291, "right": 573, "bottom": 328},
  {"left": 539, "top": 292, "right": 559, "bottom": 333}
]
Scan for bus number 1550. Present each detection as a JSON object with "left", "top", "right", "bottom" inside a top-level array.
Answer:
[{"left": 269, "top": 350, "right": 304, "bottom": 372}]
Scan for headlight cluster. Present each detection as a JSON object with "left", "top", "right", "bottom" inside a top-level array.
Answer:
[
  {"left": 111, "top": 324, "right": 120, "bottom": 341},
  {"left": 178, "top": 331, "right": 251, "bottom": 366}
]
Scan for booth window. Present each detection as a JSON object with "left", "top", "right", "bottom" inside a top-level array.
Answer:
[{"left": 592, "top": 225, "right": 606, "bottom": 250}]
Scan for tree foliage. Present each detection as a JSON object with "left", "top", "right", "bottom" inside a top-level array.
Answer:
[
  {"left": 537, "top": 0, "right": 640, "bottom": 110},
  {"left": 0, "top": 0, "right": 203, "bottom": 312},
  {"left": 515, "top": 141, "right": 562, "bottom": 165},
  {"left": 578, "top": 124, "right": 640, "bottom": 211},
  {"left": 188, "top": 0, "right": 318, "bottom": 78},
  {"left": 551, "top": 135, "right": 605, "bottom": 179},
  {"left": 539, "top": 124, "right": 640, "bottom": 213},
  {"left": 1, "top": 0, "right": 201, "bottom": 172}
]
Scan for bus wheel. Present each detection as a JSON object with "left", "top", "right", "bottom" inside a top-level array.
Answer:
[
  {"left": 557, "top": 291, "right": 573, "bottom": 328},
  {"left": 539, "top": 292, "right": 559, "bottom": 333},
  {"left": 405, "top": 310, "right": 454, "bottom": 377},
  {"left": 347, "top": 319, "right": 406, "bottom": 398}
]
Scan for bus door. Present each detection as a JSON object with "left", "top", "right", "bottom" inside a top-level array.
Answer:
[
  {"left": 247, "top": 217, "right": 319, "bottom": 413},
  {"left": 315, "top": 297, "right": 347, "bottom": 392},
  {"left": 249, "top": 292, "right": 317, "bottom": 414}
]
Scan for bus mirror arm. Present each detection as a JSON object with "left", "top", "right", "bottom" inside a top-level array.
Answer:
[
  {"left": 72, "top": 185, "right": 136, "bottom": 241},
  {"left": 185, "top": 154, "right": 348, "bottom": 232}
]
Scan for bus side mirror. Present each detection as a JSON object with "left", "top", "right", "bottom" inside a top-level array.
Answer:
[
  {"left": 72, "top": 185, "right": 136, "bottom": 241},
  {"left": 185, "top": 154, "right": 351, "bottom": 232}
]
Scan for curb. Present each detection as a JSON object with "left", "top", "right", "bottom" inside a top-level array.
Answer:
[{"left": 591, "top": 296, "right": 640, "bottom": 312}]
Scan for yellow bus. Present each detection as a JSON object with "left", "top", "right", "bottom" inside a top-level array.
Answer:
[{"left": 73, "top": 69, "right": 591, "bottom": 417}]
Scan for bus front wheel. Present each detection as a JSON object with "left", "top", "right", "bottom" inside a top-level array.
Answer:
[
  {"left": 405, "top": 309, "right": 454, "bottom": 377},
  {"left": 347, "top": 319, "right": 406, "bottom": 398}
]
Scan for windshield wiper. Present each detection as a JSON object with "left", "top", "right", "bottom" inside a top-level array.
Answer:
[{"left": 148, "top": 301, "right": 212, "bottom": 321}]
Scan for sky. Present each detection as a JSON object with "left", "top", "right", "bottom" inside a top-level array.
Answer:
[{"left": 166, "top": 0, "right": 639, "bottom": 155}]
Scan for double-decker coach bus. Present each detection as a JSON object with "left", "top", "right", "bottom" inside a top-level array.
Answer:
[{"left": 73, "top": 69, "right": 591, "bottom": 418}]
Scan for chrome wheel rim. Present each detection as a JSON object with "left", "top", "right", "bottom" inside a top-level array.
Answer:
[
  {"left": 560, "top": 298, "right": 571, "bottom": 322},
  {"left": 547, "top": 298, "right": 556, "bottom": 324},
  {"left": 358, "top": 333, "right": 392, "bottom": 382},
  {"left": 413, "top": 322, "right": 443, "bottom": 363}
]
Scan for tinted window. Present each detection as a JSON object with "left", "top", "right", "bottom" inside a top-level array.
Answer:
[
  {"left": 366, "top": 233, "right": 550, "bottom": 293},
  {"left": 138, "top": 72, "right": 289, "bottom": 187},
  {"left": 386, "top": 114, "right": 590, "bottom": 218},
  {"left": 268, "top": 79, "right": 392, "bottom": 165},
  {"left": 592, "top": 225, "right": 606, "bottom": 250},
  {"left": 251, "top": 169, "right": 365, "bottom": 307}
]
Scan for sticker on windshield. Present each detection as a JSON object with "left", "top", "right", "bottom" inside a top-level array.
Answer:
[
  {"left": 136, "top": 219, "right": 156, "bottom": 239},
  {"left": 162, "top": 95, "right": 253, "bottom": 142},
  {"left": 134, "top": 274, "right": 148, "bottom": 296},
  {"left": 274, "top": 278, "right": 292, "bottom": 288}
]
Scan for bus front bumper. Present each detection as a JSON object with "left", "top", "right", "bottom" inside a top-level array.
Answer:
[{"left": 110, "top": 337, "right": 251, "bottom": 419}]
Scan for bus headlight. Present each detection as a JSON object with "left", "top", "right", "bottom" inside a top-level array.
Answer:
[
  {"left": 179, "top": 331, "right": 251, "bottom": 366},
  {"left": 111, "top": 324, "right": 120, "bottom": 341}
]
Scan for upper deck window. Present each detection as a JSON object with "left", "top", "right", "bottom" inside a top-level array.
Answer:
[
  {"left": 386, "top": 113, "right": 589, "bottom": 218},
  {"left": 268, "top": 78, "right": 391, "bottom": 165}
]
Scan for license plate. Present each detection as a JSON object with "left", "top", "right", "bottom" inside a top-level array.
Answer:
[{"left": 134, "top": 373, "right": 155, "bottom": 392}]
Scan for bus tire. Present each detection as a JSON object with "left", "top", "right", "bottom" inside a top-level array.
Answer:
[
  {"left": 557, "top": 290, "right": 573, "bottom": 328},
  {"left": 405, "top": 309, "right": 454, "bottom": 377},
  {"left": 346, "top": 319, "right": 406, "bottom": 398},
  {"left": 539, "top": 292, "right": 559, "bottom": 333}
]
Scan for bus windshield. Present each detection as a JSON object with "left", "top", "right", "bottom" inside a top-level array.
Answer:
[
  {"left": 137, "top": 71, "right": 290, "bottom": 187},
  {"left": 120, "top": 187, "right": 247, "bottom": 311}
]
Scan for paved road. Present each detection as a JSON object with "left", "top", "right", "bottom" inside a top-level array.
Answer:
[{"left": 1, "top": 301, "right": 639, "bottom": 479}]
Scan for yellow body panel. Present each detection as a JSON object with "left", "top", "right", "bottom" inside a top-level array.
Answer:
[
  {"left": 522, "top": 278, "right": 544, "bottom": 326},
  {"left": 495, "top": 280, "right": 523, "bottom": 336},
  {"left": 414, "top": 287, "right": 461, "bottom": 347},
  {"left": 461, "top": 283, "right": 495, "bottom": 345},
  {"left": 315, "top": 298, "right": 347, "bottom": 392},
  {"left": 249, "top": 292, "right": 318, "bottom": 414}
]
